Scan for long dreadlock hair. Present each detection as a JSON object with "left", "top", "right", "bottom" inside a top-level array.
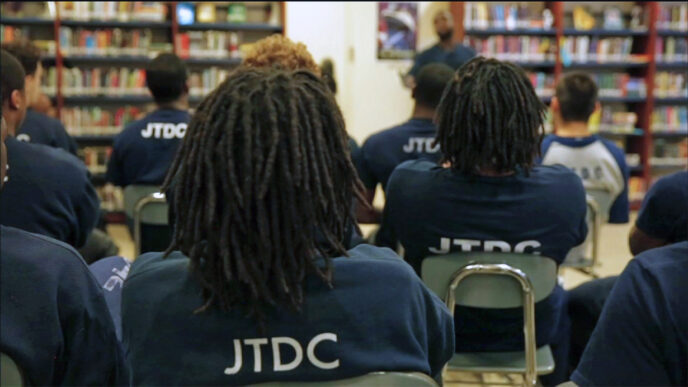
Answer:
[
  {"left": 435, "top": 57, "right": 546, "bottom": 175},
  {"left": 161, "top": 68, "right": 366, "bottom": 321}
]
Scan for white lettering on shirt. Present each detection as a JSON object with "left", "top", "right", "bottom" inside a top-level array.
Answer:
[
  {"left": 223, "top": 333, "right": 340, "bottom": 375},
  {"left": 16, "top": 134, "right": 31, "bottom": 142},
  {"left": 428, "top": 238, "right": 542, "bottom": 254},
  {"left": 402, "top": 137, "right": 440, "bottom": 154},
  {"left": 141, "top": 122, "right": 187, "bottom": 139}
]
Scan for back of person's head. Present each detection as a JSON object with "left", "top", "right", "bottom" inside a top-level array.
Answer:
[
  {"left": 320, "top": 58, "right": 336, "bottom": 94},
  {"left": 243, "top": 35, "right": 321, "bottom": 75},
  {"left": 162, "top": 67, "right": 364, "bottom": 321},
  {"left": 413, "top": 63, "right": 454, "bottom": 109},
  {"left": 1, "top": 40, "right": 41, "bottom": 76},
  {"left": 555, "top": 72, "right": 598, "bottom": 123},
  {"left": 145, "top": 53, "right": 188, "bottom": 105},
  {"left": 436, "top": 57, "right": 546, "bottom": 174},
  {"left": 1, "top": 50, "right": 27, "bottom": 132}
]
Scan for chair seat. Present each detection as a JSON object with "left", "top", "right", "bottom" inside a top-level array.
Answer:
[{"left": 448, "top": 346, "right": 555, "bottom": 375}]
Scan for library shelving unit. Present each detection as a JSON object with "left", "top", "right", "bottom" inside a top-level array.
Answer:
[
  {"left": 1, "top": 1, "right": 285, "bottom": 222},
  {"left": 451, "top": 1, "right": 688, "bottom": 208}
]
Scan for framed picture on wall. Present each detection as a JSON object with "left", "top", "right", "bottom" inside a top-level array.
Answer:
[{"left": 377, "top": 2, "right": 418, "bottom": 59}]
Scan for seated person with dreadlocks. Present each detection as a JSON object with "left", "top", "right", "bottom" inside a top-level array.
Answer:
[
  {"left": 541, "top": 72, "right": 629, "bottom": 224},
  {"left": 377, "top": 57, "right": 587, "bottom": 385},
  {"left": 355, "top": 63, "right": 453, "bottom": 224},
  {"left": 121, "top": 68, "right": 454, "bottom": 385}
]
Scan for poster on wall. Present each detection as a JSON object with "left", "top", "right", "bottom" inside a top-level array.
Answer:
[{"left": 377, "top": 2, "right": 418, "bottom": 59}]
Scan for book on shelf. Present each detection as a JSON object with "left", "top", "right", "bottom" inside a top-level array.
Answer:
[
  {"left": 588, "top": 73, "right": 646, "bottom": 98},
  {"left": 527, "top": 72, "right": 554, "bottom": 98},
  {"left": 176, "top": 30, "right": 240, "bottom": 59},
  {"left": 464, "top": 35, "right": 556, "bottom": 62},
  {"left": 589, "top": 105, "right": 638, "bottom": 134},
  {"left": 464, "top": 3, "right": 552, "bottom": 30},
  {"left": 625, "top": 153, "right": 641, "bottom": 168},
  {"left": 628, "top": 176, "right": 646, "bottom": 201},
  {"left": 80, "top": 146, "right": 110, "bottom": 174},
  {"left": 63, "top": 106, "right": 145, "bottom": 136},
  {"left": 651, "top": 138, "right": 688, "bottom": 166},
  {"left": 42, "top": 66, "right": 57, "bottom": 96},
  {"left": 1, "top": 26, "right": 56, "bottom": 55},
  {"left": 655, "top": 37, "right": 688, "bottom": 63},
  {"left": 58, "top": 2, "right": 167, "bottom": 22},
  {"left": 561, "top": 36, "right": 637, "bottom": 64},
  {"left": 651, "top": 106, "right": 688, "bottom": 134},
  {"left": 176, "top": 2, "right": 279, "bottom": 25},
  {"left": 657, "top": 3, "right": 688, "bottom": 31},
  {"left": 61, "top": 67, "right": 148, "bottom": 96},
  {"left": 654, "top": 72, "right": 687, "bottom": 99},
  {"left": 98, "top": 184, "right": 125, "bottom": 212},
  {"left": 189, "top": 67, "right": 231, "bottom": 97},
  {"left": 0, "top": 1, "right": 54, "bottom": 19},
  {"left": 60, "top": 27, "right": 172, "bottom": 57}
]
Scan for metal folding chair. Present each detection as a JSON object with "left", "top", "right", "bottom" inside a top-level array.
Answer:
[
  {"left": 562, "top": 195, "right": 602, "bottom": 277},
  {"left": 132, "top": 192, "right": 168, "bottom": 257},
  {"left": 421, "top": 252, "right": 558, "bottom": 386}
]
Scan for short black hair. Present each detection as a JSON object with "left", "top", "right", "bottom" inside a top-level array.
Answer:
[
  {"left": 1, "top": 40, "right": 41, "bottom": 76},
  {"left": 1, "top": 50, "right": 26, "bottom": 106},
  {"left": 414, "top": 63, "right": 454, "bottom": 109},
  {"left": 556, "top": 72, "right": 598, "bottom": 122},
  {"left": 436, "top": 57, "right": 546, "bottom": 174},
  {"left": 145, "top": 53, "right": 188, "bottom": 104}
]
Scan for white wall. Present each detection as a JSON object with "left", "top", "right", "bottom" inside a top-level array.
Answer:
[{"left": 286, "top": 2, "right": 448, "bottom": 143}]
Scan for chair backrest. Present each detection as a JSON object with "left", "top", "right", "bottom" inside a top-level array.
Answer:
[
  {"left": 133, "top": 192, "right": 169, "bottom": 226},
  {"left": 252, "top": 372, "right": 437, "bottom": 387},
  {"left": 421, "top": 252, "right": 557, "bottom": 308},
  {"left": 1, "top": 353, "right": 24, "bottom": 386},
  {"left": 123, "top": 185, "right": 162, "bottom": 219},
  {"left": 564, "top": 194, "right": 601, "bottom": 265}
]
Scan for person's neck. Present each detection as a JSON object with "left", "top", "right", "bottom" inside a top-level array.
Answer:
[
  {"left": 438, "top": 38, "right": 454, "bottom": 50},
  {"left": 157, "top": 97, "right": 188, "bottom": 112},
  {"left": 556, "top": 121, "right": 591, "bottom": 137},
  {"left": 411, "top": 105, "right": 435, "bottom": 120}
]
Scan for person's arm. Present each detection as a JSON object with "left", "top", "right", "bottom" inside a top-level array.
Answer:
[
  {"left": 59, "top": 255, "right": 129, "bottom": 385},
  {"left": 74, "top": 170, "right": 100, "bottom": 248},
  {"left": 421, "top": 285, "right": 455, "bottom": 379},
  {"left": 607, "top": 143, "right": 630, "bottom": 224},
  {"left": 628, "top": 177, "right": 678, "bottom": 255},
  {"left": 571, "top": 259, "right": 671, "bottom": 386},
  {"left": 105, "top": 141, "right": 126, "bottom": 187}
]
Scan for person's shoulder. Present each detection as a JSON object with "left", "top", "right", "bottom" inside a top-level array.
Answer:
[
  {"left": 597, "top": 136, "right": 627, "bottom": 162},
  {"left": 335, "top": 244, "right": 421, "bottom": 285},
  {"left": 416, "top": 43, "right": 441, "bottom": 58},
  {"left": 656, "top": 170, "right": 688, "bottom": 190},
  {"left": 1, "top": 225, "right": 86, "bottom": 269},
  {"left": 34, "top": 111, "right": 67, "bottom": 131},
  {"left": 126, "top": 250, "right": 190, "bottom": 284},
  {"left": 633, "top": 241, "right": 688, "bottom": 276},
  {"left": 10, "top": 137, "right": 83, "bottom": 169},
  {"left": 363, "top": 121, "right": 412, "bottom": 148},
  {"left": 531, "top": 164, "right": 584, "bottom": 191}
]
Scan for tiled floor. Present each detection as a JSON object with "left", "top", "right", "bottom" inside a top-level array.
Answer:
[{"left": 108, "top": 214, "right": 636, "bottom": 386}]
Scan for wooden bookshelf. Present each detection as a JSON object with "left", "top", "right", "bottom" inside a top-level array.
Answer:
[{"left": 450, "top": 1, "right": 687, "bottom": 208}]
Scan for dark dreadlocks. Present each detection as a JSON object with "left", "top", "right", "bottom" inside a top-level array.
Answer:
[
  {"left": 435, "top": 57, "right": 546, "bottom": 174},
  {"left": 161, "top": 68, "right": 365, "bottom": 322}
]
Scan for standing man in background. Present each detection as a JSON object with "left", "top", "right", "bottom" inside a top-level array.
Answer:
[
  {"left": 404, "top": 10, "right": 475, "bottom": 88},
  {"left": 2, "top": 40, "right": 77, "bottom": 155}
]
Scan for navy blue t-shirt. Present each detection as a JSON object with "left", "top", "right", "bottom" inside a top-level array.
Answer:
[
  {"left": 572, "top": 242, "right": 688, "bottom": 386},
  {"left": 89, "top": 256, "right": 131, "bottom": 341},
  {"left": 356, "top": 118, "right": 441, "bottom": 192},
  {"left": 378, "top": 160, "right": 587, "bottom": 351},
  {"left": 0, "top": 226, "right": 128, "bottom": 385},
  {"left": 107, "top": 108, "right": 190, "bottom": 186},
  {"left": 122, "top": 244, "right": 454, "bottom": 385},
  {"left": 408, "top": 44, "right": 476, "bottom": 77},
  {"left": 0, "top": 137, "right": 99, "bottom": 248},
  {"left": 17, "top": 109, "right": 78, "bottom": 155},
  {"left": 636, "top": 171, "right": 688, "bottom": 244},
  {"left": 541, "top": 134, "right": 629, "bottom": 223}
]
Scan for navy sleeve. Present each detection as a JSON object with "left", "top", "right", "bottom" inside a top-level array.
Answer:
[
  {"left": 537, "top": 135, "right": 556, "bottom": 164},
  {"left": 106, "top": 136, "right": 127, "bottom": 187},
  {"left": 356, "top": 139, "right": 379, "bottom": 191},
  {"left": 636, "top": 176, "right": 681, "bottom": 240},
  {"left": 604, "top": 141, "right": 630, "bottom": 223},
  {"left": 58, "top": 251, "right": 129, "bottom": 384},
  {"left": 572, "top": 259, "right": 671, "bottom": 386},
  {"left": 74, "top": 171, "right": 101, "bottom": 248},
  {"left": 375, "top": 168, "right": 404, "bottom": 250},
  {"left": 421, "top": 284, "right": 455, "bottom": 378}
]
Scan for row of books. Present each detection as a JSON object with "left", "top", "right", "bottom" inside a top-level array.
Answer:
[
  {"left": 177, "top": 2, "right": 280, "bottom": 25},
  {"left": 60, "top": 67, "right": 147, "bottom": 96},
  {"left": 651, "top": 106, "right": 688, "bottom": 133},
  {"left": 59, "top": 2, "right": 167, "bottom": 22},
  {"left": 655, "top": 37, "right": 688, "bottom": 64},
  {"left": 463, "top": 3, "right": 552, "bottom": 30},
  {"left": 657, "top": 3, "right": 688, "bottom": 31},
  {"left": 1, "top": 26, "right": 56, "bottom": 54},
  {"left": 654, "top": 72, "right": 687, "bottom": 99},
  {"left": 80, "top": 146, "right": 110, "bottom": 174},
  {"left": 464, "top": 36, "right": 557, "bottom": 62},
  {"left": 189, "top": 67, "right": 231, "bottom": 97},
  {"left": 62, "top": 106, "right": 144, "bottom": 136},
  {"left": 590, "top": 106, "right": 637, "bottom": 134},
  {"left": 527, "top": 72, "right": 554, "bottom": 98},
  {"left": 590, "top": 73, "right": 646, "bottom": 98},
  {"left": 176, "top": 31, "right": 241, "bottom": 59},
  {"left": 560, "top": 36, "right": 634, "bottom": 63},
  {"left": 59, "top": 27, "right": 172, "bottom": 57},
  {"left": 628, "top": 177, "right": 645, "bottom": 201}
]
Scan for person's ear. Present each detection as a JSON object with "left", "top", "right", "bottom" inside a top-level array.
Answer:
[{"left": 10, "top": 89, "right": 24, "bottom": 111}]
